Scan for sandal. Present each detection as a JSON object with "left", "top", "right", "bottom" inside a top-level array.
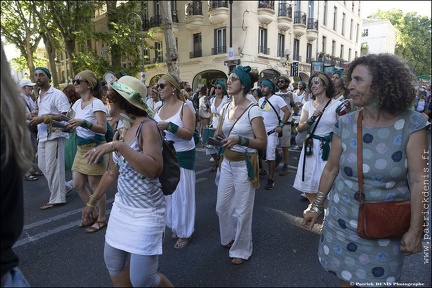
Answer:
[
  {"left": 171, "top": 232, "right": 179, "bottom": 239},
  {"left": 24, "top": 174, "right": 38, "bottom": 181},
  {"left": 174, "top": 236, "right": 192, "bottom": 249},
  {"left": 31, "top": 170, "right": 44, "bottom": 176},
  {"left": 40, "top": 202, "right": 65, "bottom": 210},
  {"left": 211, "top": 164, "right": 218, "bottom": 172},
  {"left": 85, "top": 220, "right": 108, "bottom": 233},
  {"left": 79, "top": 212, "right": 99, "bottom": 228},
  {"left": 224, "top": 240, "right": 234, "bottom": 248},
  {"left": 231, "top": 258, "right": 247, "bottom": 265}
]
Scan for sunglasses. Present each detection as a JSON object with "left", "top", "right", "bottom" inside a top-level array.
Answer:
[
  {"left": 277, "top": 80, "right": 285, "bottom": 83},
  {"left": 215, "top": 86, "right": 223, "bottom": 90},
  {"left": 260, "top": 100, "right": 267, "bottom": 109},
  {"left": 73, "top": 79, "right": 88, "bottom": 85},
  {"left": 156, "top": 83, "right": 167, "bottom": 89},
  {"left": 228, "top": 74, "right": 239, "bottom": 82}
]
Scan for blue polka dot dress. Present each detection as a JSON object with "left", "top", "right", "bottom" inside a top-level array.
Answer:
[{"left": 318, "top": 110, "right": 429, "bottom": 285}]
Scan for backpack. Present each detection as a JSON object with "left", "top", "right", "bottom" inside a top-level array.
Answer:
[
  {"left": 136, "top": 119, "right": 180, "bottom": 195},
  {"left": 105, "top": 122, "right": 114, "bottom": 142}
]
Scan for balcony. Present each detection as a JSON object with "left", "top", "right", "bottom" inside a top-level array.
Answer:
[
  {"left": 208, "top": 1, "right": 229, "bottom": 26},
  {"left": 306, "top": 18, "right": 318, "bottom": 42},
  {"left": 212, "top": 46, "right": 226, "bottom": 55},
  {"left": 257, "top": 1, "right": 275, "bottom": 26},
  {"left": 293, "top": 11, "right": 306, "bottom": 38},
  {"left": 189, "top": 50, "right": 202, "bottom": 58},
  {"left": 277, "top": 3, "right": 292, "bottom": 32},
  {"left": 186, "top": 1, "right": 204, "bottom": 32}
]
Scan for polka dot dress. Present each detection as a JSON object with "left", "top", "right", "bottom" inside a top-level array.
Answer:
[{"left": 318, "top": 110, "right": 429, "bottom": 285}]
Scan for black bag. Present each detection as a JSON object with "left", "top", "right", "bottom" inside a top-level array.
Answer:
[{"left": 137, "top": 119, "right": 180, "bottom": 195}]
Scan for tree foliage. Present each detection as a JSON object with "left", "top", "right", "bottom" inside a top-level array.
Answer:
[{"left": 373, "top": 9, "right": 431, "bottom": 76}]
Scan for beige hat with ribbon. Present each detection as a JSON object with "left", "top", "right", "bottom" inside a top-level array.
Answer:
[{"left": 110, "top": 76, "right": 153, "bottom": 116}]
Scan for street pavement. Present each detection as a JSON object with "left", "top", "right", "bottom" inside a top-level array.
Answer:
[{"left": 15, "top": 145, "right": 431, "bottom": 287}]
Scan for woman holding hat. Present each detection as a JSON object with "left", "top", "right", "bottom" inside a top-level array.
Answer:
[
  {"left": 154, "top": 73, "right": 197, "bottom": 249},
  {"left": 206, "top": 80, "right": 230, "bottom": 171},
  {"left": 81, "top": 75, "right": 173, "bottom": 287},
  {"left": 215, "top": 65, "right": 267, "bottom": 265},
  {"left": 67, "top": 70, "right": 109, "bottom": 233}
]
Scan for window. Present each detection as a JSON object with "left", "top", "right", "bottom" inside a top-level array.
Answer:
[
  {"left": 214, "top": 27, "right": 226, "bottom": 54},
  {"left": 278, "top": 34, "right": 285, "bottom": 57},
  {"left": 293, "top": 39, "right": 300, "bottom": 61},
  {"left": 352, "top": 1, "right": 355, "bottom": 12},
  {"left": 356, "top": 23, "right": 360, "bottom": 43},
  {"left": 323, "top": 1, "right": 327, "bottom": 26},
  {"left": 308, "top": 1, "right": 314, "bottom": 16},
  {"left": 259, "top": 28, "right": 268, "bottom": 54},
  {"left": 332, "top": 40, "right": 336, "bottom": 57},
  {"left": 342, "top": 13, "right": 345, "bottom": 36},
  {"left": 333, "top": 6, "right": 337, "bottom": 31},
  {"left": 362, "top": 29, "right": 368, "bottom": 37},
  {"left": 348, "top": 48, "right": 352, "bottom": 61},
  {"left": 155, "top": 42, "right": 163, "bottom": 63},
  {"left": 306, "top": 43, "right": 312, "bottom": 63},
  {"left": 322, "top": 36, "right": 327, "bottom": 53},
  {"left": 340, "top": 44, "right": 344, "bottom": 59},
  {"left": 350, "top": 19, "right": 353, "bottom": 40},
  {"left": 191, "top": 33, "right": 202, "bottom": 58}
]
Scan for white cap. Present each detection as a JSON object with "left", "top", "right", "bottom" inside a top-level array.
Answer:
[{"left": 18, "top": 79, "right": 36, "bottom": 88}]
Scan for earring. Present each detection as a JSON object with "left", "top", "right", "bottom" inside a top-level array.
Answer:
[{"left": 373, "top": 99, "right": 378, "bottom": 108}]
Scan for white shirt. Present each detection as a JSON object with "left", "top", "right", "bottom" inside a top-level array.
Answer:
[
  {"left": 72, "top": 98, "right": 108, "bottom": 139},
  {"left": 258, "top": 95, "right": 287, "bottom": 132}
]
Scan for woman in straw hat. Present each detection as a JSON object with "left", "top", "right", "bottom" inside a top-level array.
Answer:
[
  {"left": 153, "top": 73, "right": 196, "bottom": 249},
  {"left": 67, "top": 70, "right": 108, "bottom": 233},
  {"left": 82, "top": 76, "right": 173, "bottom": 287}
]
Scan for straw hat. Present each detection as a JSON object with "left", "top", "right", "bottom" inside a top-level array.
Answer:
[{"left": 110, "top": 76, "right": 153, "bottom": 115}]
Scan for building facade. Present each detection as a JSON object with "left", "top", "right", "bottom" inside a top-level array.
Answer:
[
  {"left": 90, "top": 1, "right": 363, "bottom": 90},
  {"left": 360, "top": 18, "right": 397, "bottom": 55}
]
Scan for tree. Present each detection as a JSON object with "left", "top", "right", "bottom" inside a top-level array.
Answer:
[
  {"left": 1, "top": 1, "right": 42, "bottom": 81},
  {"left": 373, "top": 9, "right": 431, "bottom": 76},
  {"left": 160, "top": 1, "right": 179, "bottom": 79}
]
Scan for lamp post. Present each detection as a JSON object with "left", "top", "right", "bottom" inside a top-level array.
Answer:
[{"left": 127, "top": 12, "right": 145, "bottom": 82}]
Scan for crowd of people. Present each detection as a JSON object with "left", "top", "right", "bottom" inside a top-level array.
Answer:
[{"left": 2, "top": 39, "right": 431, "bottom": 287}]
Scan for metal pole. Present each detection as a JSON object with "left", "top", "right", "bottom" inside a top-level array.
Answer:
[
  {"left": 127, "top": 12, "right": 145, "bottom": 78},
  {"left": 229, "top": 0, "right": 234, "bottom": 73}
]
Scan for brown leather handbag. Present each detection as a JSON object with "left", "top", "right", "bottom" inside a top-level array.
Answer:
[{"left": 356, "top": 110, "right": 411, "bottom": 239}]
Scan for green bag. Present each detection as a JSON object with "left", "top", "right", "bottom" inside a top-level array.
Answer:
[{"left": 65, "top": 131, "right": 78, "bottom": 171}]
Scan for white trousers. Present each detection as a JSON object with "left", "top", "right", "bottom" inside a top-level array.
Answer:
[
  {"left": 216, "top": 158, "right": 255, "bottom": 260},
  {"left": 165, "top": 167, "right": 196, "bottom": 238},
  {"left": 38, "top": 138, "right": 66, "bottom": 204}
]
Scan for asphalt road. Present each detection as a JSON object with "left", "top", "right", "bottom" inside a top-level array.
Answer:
[{"left": 15, "top": 145, "right": 431, "bottom": 287}]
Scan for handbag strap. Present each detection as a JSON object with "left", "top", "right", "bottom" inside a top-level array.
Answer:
[
  {"left": 357, "top": 110, "right": 364, "bottom": 203},
  {"left": 226, "top": 102, "right": 256, "bottom": 137}
]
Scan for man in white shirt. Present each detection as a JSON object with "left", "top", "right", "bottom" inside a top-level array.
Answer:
[
  {"left": 29, "top": 67, "right": 70, "bottom": 210},
  {"left": 258, "top": 79, "right": 291, "bottom": 190}
]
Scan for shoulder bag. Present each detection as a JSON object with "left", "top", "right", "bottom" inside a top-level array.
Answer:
[
  {"left": 356, "top": 110, "right": 411, "bottom": 239},
  {"left": 266, "top": 98, "right": 283, "bottom": 137}
]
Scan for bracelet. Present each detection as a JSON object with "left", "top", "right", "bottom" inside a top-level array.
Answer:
[
  {"left": 309, "top": 191, "right": 327, "bottom": 215},
  {"left": 86, "top": 202, "right": 96, "bottom": 208},
  {"left": 279, "top": 121, "right": 286, "bottom": 128},
  {"left": 290, "top": 102, "right": 296, "bottom": 108},
  {"left": 89, "top": 194, "right": 98, "bottom": 202},
  {"left": 306, "top": 117, "right": 316, "bottom": 126},
  {"left": 167, "top": 122, "right": 179, "bottom": 134},
  {"left": 237, "top": 136, "right": 250, "bottom": 147}
]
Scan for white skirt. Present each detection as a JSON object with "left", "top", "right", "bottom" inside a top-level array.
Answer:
[{"left": 105, "top": 194, "right": 166, "bottom": 255}]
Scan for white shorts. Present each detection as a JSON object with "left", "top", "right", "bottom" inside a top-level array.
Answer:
[{"left": 265, "top": 133, "right": 278, "bottom": 160}]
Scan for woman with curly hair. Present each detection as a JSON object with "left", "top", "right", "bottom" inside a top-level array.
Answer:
[{"left": 303, "top": 54, "right": 429, "bottom": 286}]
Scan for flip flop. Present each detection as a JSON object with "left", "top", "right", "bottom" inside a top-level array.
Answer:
[
  {"left": 31, "top": 171, "right": 44, "bottom": 176},
  {"left": 85, "top": 220, "right": 108, "bottom": 233},
  {"left": 40, "top": 202, "right": 65, "bottom": 210},
  {"left": 174, "top": 236, "right": 192, "bottom": 249},
  {"left": 224, "top": 240, "right": 234, "bottom": 248},
  {"left": 24, "top": 174, "right": 38, "bottom": 181}
]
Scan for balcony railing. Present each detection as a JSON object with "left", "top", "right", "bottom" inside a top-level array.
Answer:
[
  {"left": 212, "top": 46, "right": 226, "bottom": 55},
  {"left": 208, "top": 0, "right": 228, "bottom": 11},
  {"left": 306, "top": 57, "right": 313, "bottom": 63},
  {"left": 258, "top": 46, "right": 270, "bottom": 55},
  {"left": 186, "top": 1, "right": 203, "bottom": 16},
  {"left": 258, "top": 1, "right": 274, "bottom": 9},
  {"left": 278, "top": 3, "right": 292, "bottom": 18},
  {"left": 189, "top": 50, "right": 202, "bottom": 58},
  {"left": 294, "top": 11, "right": 306, "bottom": 25},
  {"left": 307, "top": 18, "right": 318, "bottom": 30}
]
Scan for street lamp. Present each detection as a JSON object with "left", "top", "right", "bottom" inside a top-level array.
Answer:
[{"left": 127, "top": 12, "right": 145, "bottom": 83}]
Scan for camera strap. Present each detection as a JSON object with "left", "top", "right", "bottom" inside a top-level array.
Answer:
[{"left": 302, "top": 99, "right": 332, "bottom": 181}]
